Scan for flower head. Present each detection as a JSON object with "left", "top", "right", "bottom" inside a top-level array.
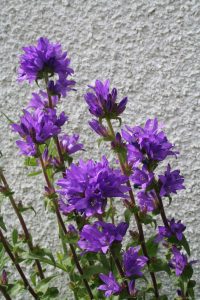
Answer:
[
  {"left": 12, "top": 108, "right": 67, "bottom": 156},
  {"left": 137, "top": 191, "right": 157, "bottom": 212},
  {"left": 84, "top": 80, "right": 128, "bottom": 119},
  {"left": 58, "top": 134, "right": 83, "bottom": 156},
  {"left": 169, "top": 246, "right": 188, "bottom": 276},
  {"left": 159, "top": 164, "right": 185, "bottom": 197},
  {"left": 18, "top": 37, "right": 74, "bottom": 84},
  {"left": 27, "top": 91, "right": 59, "bottom": 109},
  {"left": 89, "top": 119, "right": 109, "bottom": 138},
  {"left": 122, "top": 119, "right": 177, "bottom": 163},
  {"left": 123, "top": 246, "right": 148, "bottom": 277},
  {"left": 156, "top": 218, "right": 186, "bottom": 242},
  {"left": 78, "top": 221, "right": 128, "bottom": 253},
  {"left": 57, "top": 157, "right": 129, "bottom": 217},
  {"left": 130, "top": 167, "right": 154, "bottom": 189},
  {"left": 98, "top": 272, "right": 122, "bottom": 297}
]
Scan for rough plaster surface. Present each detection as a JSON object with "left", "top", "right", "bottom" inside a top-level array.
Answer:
[{"left": 0, "top": 0, "right": 200, "bottom": 299}]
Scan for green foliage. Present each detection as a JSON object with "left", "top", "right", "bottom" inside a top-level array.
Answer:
[
  {"left": 146, "top": 235, "right": 159, "bottom": 258},
  {"left": 149, "top": 258, "right": 171, "bottom": 275},
  {"left": 0, "top": 215, "right": 7, "bottom": 232}
]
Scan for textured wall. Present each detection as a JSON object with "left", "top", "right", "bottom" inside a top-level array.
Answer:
[{"left": 0, "top": 0, "right": 200, "bottom": 299}]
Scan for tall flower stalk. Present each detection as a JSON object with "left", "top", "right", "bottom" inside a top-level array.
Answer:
[{"left": 0, "top": 169, "right": 44, "bottom": 280}]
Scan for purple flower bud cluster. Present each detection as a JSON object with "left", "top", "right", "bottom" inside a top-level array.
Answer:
[
  {"left": 84, "top": 80, "right": 128, "bottom": 120},
  {"left": 122, "top": 118, "right": 185, "bottom": 212},
  {"left": 57, "top": 156, "right": 129, "bottom": 217},
  {"left": 155, "top": 218, "right": 186, "bottom": 243}
]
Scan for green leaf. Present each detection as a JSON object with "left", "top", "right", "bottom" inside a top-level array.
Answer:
[
  {"left": 12, "top": 229, "right": 18, "bottom": 245},
  {"left": 139, "top": 213, "right": 157, "bottom": 229},
  {"left": 41, "top": 287, "right": 59, "bottom": 299},
  {"left": 36, "top": 275, "right": 58, "bottom": 294},
  {"left": 181, "top": 264, "right": 193, "bottom": 282},
  {"left": 1, "top": 112, "right": 15, "bottom": 124},
  {"left": 82, "top": 265, "right": 106, "bottom": 279},
  {"left": 180, "top": 235, "right": 191, "bottom": 256},
  {"left": 28, "top": 170, "right": 42, "bottom": 177},
  {"left": 124, "top": 208, "right": 132, "bottom": 223},
  {"left": 149, "top": 258, "right": 171, "bottom": 275},
  {"left": 24, "top": 157, "right": 37, "bottom": 167},
  {"left": 18, "top": 204, "right": 36, "bottom": 216},
  {"left": 0, "top": 216, "right": 7, "bottom": 232},
  {"left": 146, "top": 235, "right": 159, "bottom": 258}
]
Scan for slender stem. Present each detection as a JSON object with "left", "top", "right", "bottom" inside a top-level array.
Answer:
[
  {"left": 39, "top": 154, "right": 94, "bottom": 299},
  {"left": 156, "top": 193, "right": 169, "bottom": 228},
  {"left": 0, "top": 230, "right": 39, "bottom": 299},
  {"left": 106, "top": 118, "right": 159, "bottom": 299},
  {"left": 0, "top": 170, "right": 44, "bottom": 280},
  {"left": 0, "top": 286, "right": 11, "bottom": 300}
]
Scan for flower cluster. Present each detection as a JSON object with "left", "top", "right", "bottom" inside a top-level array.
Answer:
[
  {"left": 123, "top": 246, "right": 148, "bottom": 277},
  {"left": 156, "top": 218, "right": 186, "bottom": 242},
  {"left": 78, "top": 221, "right": 128, "bottom": 253},
  {"left": 122, "top": 118, "right": 185, "bottom": 212},
  {"left": 98, "top": 272, "right": 122, "bottom": 297},
  {"left": 84, "top": 79, "right": 128, "bottom": 120},
  {"left": 18, "top": 37, "right": 75, "bottom": 97},
  {"left": 12, "top": 108, "right": 68, "bottom": 156},
  {"left": 57, "top": 156, "right": 129, "bottom": 217}
]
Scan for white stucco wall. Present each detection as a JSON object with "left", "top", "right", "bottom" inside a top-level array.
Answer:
[{"left": 0, "top": 0, "right": 200, "bottom": 299}]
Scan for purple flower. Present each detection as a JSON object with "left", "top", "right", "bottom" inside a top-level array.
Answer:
[
  {"left": 1, "top": 270, "right": 8, "bottom": 285},
  {"left": 57, "top": 157, "right": 129, "bottom": 217},
  {"left": 12, "top": 108, "right": 68, "bottom": 156},
  {"left": 159, "top": 164, "right": 185, "bottom": 197},
  {"left": 48, "top": 77, "right": 76, "bottom": 97},
  {"left": 122, "top": 119, "right": 178, "bottom": 163},
  {"left": 169, "top": 246, "right": 188, "bottom": 276},
  {"left": 130, "top": 167, "right": 154, "bottom": 189},
  {"left": 128, "top": 280, "right": 137, "bottom": 297},
  {"left": 27, "top": 91, "right": 59, "bottom": 109},
  {"left": 156, "top": 218, "right": 186, "bottom": 242},
  {"left": 137, "top": 191, "right": 157, "bottom": 212},
  {"left": 123, "top": 246, "right": 148, "bottom": 277},
  {"left": 126, "top": 144, "right": 143, "bottom": 166},
  {"left": 78, "top": 221, "right": 128, "bottom": 253},
  {"left": 18, "top": 37, "right": 74, "bottom": 83},
  {"left": 59, "top": 134, "right": 83, "bottom": 156},
  {"left": 84, "top": 79, "right": 128, "bottom": 118},
  {"left": 89, "top": 119, "right": 109, "bottom": 138},
  {"left": 98, "top": 272, "right": 122, "bottom": 297}
]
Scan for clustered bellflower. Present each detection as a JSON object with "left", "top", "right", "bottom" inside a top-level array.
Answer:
[
  {"left": 159, "top": 164, "right": 185, "bottom": 197},
  {"left": 169, "top": 246, "right": 188, "bottom": 276},
  {"left": 12, "top": 108, "right": 68, "bottom": 156},
  {"left": 84, "top": 79, "right": 128, "bottom": 119},
  {"left": 57, "top": 157, "right": 129, "bottom": 217},
  {"left": 123, "top": 246, "right": 148, "bottom": 277},
  {"left": 98, "top": 272, "right": 122, "bottom": 297},
  {"left": 78, "top": 221, "right": 128, "bottom": 253},
  {"left": 122, "top": 118, "right": 177, "bottom": 163},
  {"left": 156, "top": 218, "right": 186, "bottom": 242},
  {"left": 18, "top": 37, "right": 75, "bottom": 97}
]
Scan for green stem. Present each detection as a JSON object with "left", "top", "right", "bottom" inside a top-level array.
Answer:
[
  {"left": 106, "top": 118, "right": 159, "bottom": 299},
  {"left": 0, "top": 170, "right": 44, "bottom": 280},
  {"left": 0, "top": 285, "right": 11, "bottom": 300},
  {"left": 39, "top": 154, "right": 94, "bottom": 300},
  {"left": 0, "top": 229, "right": 39, "bottom": 299}
]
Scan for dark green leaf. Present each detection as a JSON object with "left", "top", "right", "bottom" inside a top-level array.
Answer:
[
  {"left": 146, "top": 235, "right": 159, "bottom": 258},
  {"left": 149, "top": 258, "right": 171, "bottom": 275},
  {"left": 0, "top": 216, "right": 7, "bottom": 232},
  {"left": 36, "top": 275, "right": 57, "bottom": 293},
  {"left": 12, "top": 229, "right": 18, "bottom": 244},
  {"left": 181, "top": 235, "right": 191, "bottom": 256}
]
